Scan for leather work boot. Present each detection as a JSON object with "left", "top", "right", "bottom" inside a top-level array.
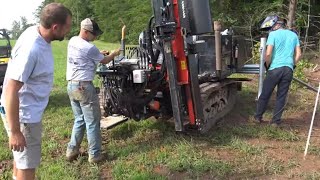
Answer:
[
  {"left": 88, "top": 154, "right": 105, "bottom": 163},
  {"left": 253, "top": 116, "right": 266, "bottom": 124},
  {"left": 66, "top": 148, "right": 80, "bottom": 162},
  {"left": 270, "top": 122, "right": 281, "bottom": 128}
]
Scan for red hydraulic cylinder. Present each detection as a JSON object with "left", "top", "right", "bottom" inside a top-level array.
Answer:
[{"left": 171, "top": 0, "right": 195, "bottom": 125}]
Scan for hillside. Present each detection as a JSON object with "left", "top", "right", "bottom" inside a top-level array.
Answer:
[{"left": 33, "top": 0, "right": 319, "bottom": 44}]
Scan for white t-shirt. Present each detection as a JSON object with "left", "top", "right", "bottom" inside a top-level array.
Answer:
[
  {"left": 66, "top": 36, "right": 104, "bottom": 81},
  {"left": 1, "top": 26, "right": 54, "bottom": 123}
]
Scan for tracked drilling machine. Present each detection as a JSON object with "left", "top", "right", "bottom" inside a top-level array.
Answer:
[{"left": 97, "top": 0, "right": 251, "bottom": 133}]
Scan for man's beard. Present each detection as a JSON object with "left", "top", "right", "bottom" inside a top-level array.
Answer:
[{"left": 52, "top": 33, "right": 64, "bottom": 41}]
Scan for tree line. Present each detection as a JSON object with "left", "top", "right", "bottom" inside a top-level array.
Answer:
[{"left": 11, "top": 0, "right": 320, "bottom": 44}]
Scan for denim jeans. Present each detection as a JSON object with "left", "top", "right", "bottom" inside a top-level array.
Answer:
[
  {"left": 67, "top": 81, "right": 102, "bottom": 157},
  {"left": 255, "top": 66, "right": 293, "bottom": 124}
]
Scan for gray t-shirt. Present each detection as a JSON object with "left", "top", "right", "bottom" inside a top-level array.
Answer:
[
  {"left": 1, "top": 26, "right": 54, "bottom": 123},
  {"left": 66, "top": 36, "right": 104, "bottom": 81}
]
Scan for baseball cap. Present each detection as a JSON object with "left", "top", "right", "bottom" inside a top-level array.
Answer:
[{"left": 81, "top": 18, "right": 103, "bottom": 36}]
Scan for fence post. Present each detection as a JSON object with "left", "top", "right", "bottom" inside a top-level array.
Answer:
[{"left": 258, "top": 37, "right": 267, "bottom": 99}]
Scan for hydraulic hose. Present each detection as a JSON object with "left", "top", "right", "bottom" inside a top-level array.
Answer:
[{"left": 147, "top": 16, "right": 157, "bottom": 68}]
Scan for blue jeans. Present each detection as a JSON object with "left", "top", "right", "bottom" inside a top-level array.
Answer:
[
  {"left": 67, "top": 81, "right": 102, "bottom": 157},
  {"left": 255, "top": 66, "right": 293, "bottom": 124}
]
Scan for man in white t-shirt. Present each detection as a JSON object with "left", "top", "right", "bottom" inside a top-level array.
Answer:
[
  {"left": 66, "top": 18, "right": 120, "bottom": 163},
  {"left": 0, "top": 3, "right": 72, "bottom": 180}
]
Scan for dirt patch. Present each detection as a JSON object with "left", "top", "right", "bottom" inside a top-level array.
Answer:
[
  {"left": 100, "top": 164, "right": 113, "bottom": 180},
  {"left": 0, "top": 160, "right": 11, "bottom": 175},
  {"left": 305, "top": 64, "right": 320, "bottom": 85},
  {"left": 221, "top": 108, "right": 250, "bottom": 126},
  {"left": 204, "top": 147, "right": 240, "bottom": 162},
  {"left": 283, "top": 112, "right": 320, "bottom": 134},
  {"left": 153, "top": 165, "right": 170, "bottom": 176}
]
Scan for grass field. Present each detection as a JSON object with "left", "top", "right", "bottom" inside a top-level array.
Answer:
[{"left": 1, "top": 40, "right": 320, "bottom": 179}]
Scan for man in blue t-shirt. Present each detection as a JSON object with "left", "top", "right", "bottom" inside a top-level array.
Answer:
[{"left": 255, "top": 17, "right": 302, "bottom": 126}]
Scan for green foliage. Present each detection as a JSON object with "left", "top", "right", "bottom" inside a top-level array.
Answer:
[
  {"left": 58, "top": 0, "right": 95, "bottom": 39},
  {"left": 30, "top": 0, "right": 313, "bottom": 43},
  {"left": 33, "top": 0, "right": 55, "bottom": 21},
  {"left": 210, "top": 0, "right": 309, "bottom": 27},
  {"left": 91, "top": 0, "right": 152, "bottom": 44},
  {"left": 291, "top": 59, "right": 314, "bottom": 90},
  {"left": 11, "top": 17, "right": 35, "bottom": 39},
  {"left": 294, "top": 59, "right": 314, "bottom": 80},
  {"left": 251, "top": 42, "right": 261, "bottom": 64}
]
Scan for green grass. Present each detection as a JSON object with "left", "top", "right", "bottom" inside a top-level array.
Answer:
[
  {"left": 301, "top": 172, "right": 320, "bottom": 180},
  {"left": 0, "top": 40, "right": 319, "bottom": 179}
]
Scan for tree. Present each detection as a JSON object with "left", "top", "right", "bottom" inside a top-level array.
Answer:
[
  {"left": 34, "top": 0, "right": 55, "bottom": 22},
  {"left": 92, "top": 0, "right": 152, "bottom": 43},
  {"left": 287, "top": 0, "right": 298, "bottom": 29},
  {"left": 57, "top": 0, "right": 95, "bottom": 39},
  {"left": 10, "top": 16, "right": 35, "bottom": 39},
  {"left": 11, "top": 20, "right": 21, "bottom": 39},
  {"left": 27, "top": 0, "right": 313, "bottom": 44}
]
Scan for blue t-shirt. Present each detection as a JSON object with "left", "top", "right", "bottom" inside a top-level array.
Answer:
[{"left": 266, "top": 29, "right": 300, "bottom": 70}]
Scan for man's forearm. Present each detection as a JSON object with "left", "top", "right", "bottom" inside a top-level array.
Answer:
[
  {"left": 294, "top": 46, "right": 302, "bottom": 65},
  {"left": 265, "top": 45, "right": 273, "bottom": 68},
  {"left": 294, "top": 54, "right": 301, "bottom": 64},
  {"left": 4, "top": 87, "right": 21, "bottom": 133},
  {"left": 101, "top": 52, "right": 118, "bottom": 64},
  {"left": 265, "top": 54, "right": 272, "bottom": 67},
  {"left": 105, "top": 52, "right": 117, "bottom": 64}
]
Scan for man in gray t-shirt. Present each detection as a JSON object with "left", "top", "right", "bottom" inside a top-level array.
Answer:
[
  {"left": 66, "top": 18, "right": 120, "bottom": 163},
  {"left": 0, "top": 3, "right": 72, "bottom": 180}
]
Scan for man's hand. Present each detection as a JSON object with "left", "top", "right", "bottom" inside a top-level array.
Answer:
[
  {"left": 100, "top": 50, "right": 110, "bottom": 56},
  {"left": 264, "top": 62, "right": 270, "bottom": 70},
  {"left": 111, "top": 48, "right": 121, "bottom": 57},
  {"left": 265, "top": 45, "right": 273, "bottom": 70},
  {"left": 9, "top": 131, "right": 26, "bottom": 152},
  {"left": 100, "top": 48, "right": 121, "bottom": 64}
]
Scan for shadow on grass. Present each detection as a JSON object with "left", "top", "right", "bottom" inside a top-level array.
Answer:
[{"left": 47, "top": 91, "right": 71, "bottom": 109}]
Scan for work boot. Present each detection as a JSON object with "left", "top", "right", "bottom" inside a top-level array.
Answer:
[
  {"left": 270, "top": 119, "right": 282, "bottom": 128},
  {"left": 270, "top": 122, "right": 281, "bottom": 128},
  {"left": 253, "top": 116, "right": 265, "bottom": 124},
  {"left": 88, "top": 154, "right": 105, "bottom": 163},
  {"left": 66, "top": 148, "right": 80, "bottom": 162}
]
